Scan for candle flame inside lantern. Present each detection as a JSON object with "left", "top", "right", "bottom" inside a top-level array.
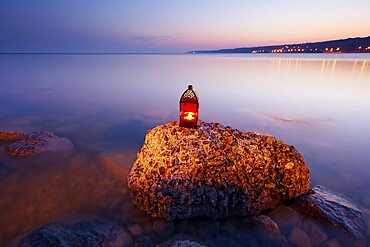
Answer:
[{"left": 184, "top": 111, "right": 196, "bottom": 120}]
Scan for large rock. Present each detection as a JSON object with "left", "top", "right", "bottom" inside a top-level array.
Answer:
[
  {"left": 128, "top": 121, "right": 310, "bottom": 220},
  {"left": 3, "top": 131, "right": 73, "bottom": 157},
  {"left": 291, "top": 185, "right": 367, "bottom": 246},
  {"left": 13, "top": 221, "right": 132, "bottom": 247}
]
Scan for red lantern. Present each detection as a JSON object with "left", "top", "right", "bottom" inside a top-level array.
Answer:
[{"left": 179, "top": 85, "right": 199, "bottom": 128}]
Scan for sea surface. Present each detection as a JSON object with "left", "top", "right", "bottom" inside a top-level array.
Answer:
[{"left": 0, "top": 53, "right": 369, "bottom": 246}]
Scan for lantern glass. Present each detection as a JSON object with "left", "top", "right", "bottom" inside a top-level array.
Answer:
[{"left": 179, "top": 85, "right": 199, "bottom": 128}]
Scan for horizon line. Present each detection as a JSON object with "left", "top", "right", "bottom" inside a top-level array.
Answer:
[{"left": 0, "top": 52, "right": 187, "bottom": 55}]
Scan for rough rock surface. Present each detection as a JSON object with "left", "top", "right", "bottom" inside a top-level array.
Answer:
[
  {"left": 128, "top": 121, "right": 310, "bottom": 220},
  {"left": 3, "top": 131, "right": 73, "bottom": 157},
  {"left": 14, "top": 221, "right": 132, "bottom": 247},
  {"left": 291, "top": 185, "right": 367, "bottom": 246}
]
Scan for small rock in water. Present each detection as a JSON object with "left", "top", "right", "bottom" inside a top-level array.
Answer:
[
  {"left": 3, "top": 131, "right": 73, "bottom": 157},
  {"left": 288, "top": 226, "right": 312, "bottom": 247},
  {"left": 299, "top": 219, "right": 328, "bottom": 246},
  {"left": 291, "top": 185, "right": 367, "bottom": 246},
  {"left": 128, "top": 224, "right": 144, "bottom": 237},
  {"left": 156, "top": 234, "right": 207, "bottom": 247},
  {"left": 323, "top": 238, "right": 343, "bottom": 247},
  {"left": 0, "top": 131, "right": 27, "bottom": 145},
  {"left": 241, "top": 215, "right": 288, "bottom": 245},
  {"left": 267, "top": 205, "right": 301, "bottom": 230},
  {"left": 14, "top": 221, "right": 132, "bottom": 247}
]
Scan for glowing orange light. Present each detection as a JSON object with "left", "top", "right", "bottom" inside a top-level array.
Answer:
[
  {"left": 183, "top": 112, "right": 195, "bottom": 120},
  {"left": 179, "top": 85, "right": 199, "bottom": 128},
  {"left": 336, "top": 47, "right": 340, "bottom": 51}
]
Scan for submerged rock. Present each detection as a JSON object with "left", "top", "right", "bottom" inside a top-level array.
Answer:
[
  {"left": 128, "top": 121, "right": 310, "bottom": 220},
  {"left": 267, "top": 205, "right": 301, "bottom": 230},
  {"left": 14, "top": 221, "right": 132, "bottom": 247},
  {"left": 185, "top": 215, "right": 289, "bottom": 246},
  {"left": 241, "top": 215, "right": 288, "bottom": 245},
  {"left": 156, "top": 234, "right": 207, "bottom": 247},
  {"left": 291, "top": 185, "right": 367, "bottom": 246},
  {"left": 3, "top": 131, "right": 73, "bottom": 157},
  {"left": 0, "top": 131, "right": 27, "bottom": 145},
  {"left": 288, "top": 227, "right": 312, "bottom": 247}
]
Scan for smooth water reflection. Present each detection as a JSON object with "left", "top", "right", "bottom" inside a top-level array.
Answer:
[{"left": 0, "top": 54, "right": 369, "bottom": 245}]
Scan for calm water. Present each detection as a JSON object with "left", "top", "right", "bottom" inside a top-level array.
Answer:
[{"left": 0, "top": 53, "right": 369, "bottom": 245}]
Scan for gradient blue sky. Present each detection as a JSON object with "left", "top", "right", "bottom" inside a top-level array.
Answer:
[{"left": 1, "top": 0, "right": 369, "bottom": 53}]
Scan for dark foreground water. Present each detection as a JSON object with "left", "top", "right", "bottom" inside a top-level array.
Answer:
[{"left": 0, "top": 53, "right": 369, "bottom": 246}]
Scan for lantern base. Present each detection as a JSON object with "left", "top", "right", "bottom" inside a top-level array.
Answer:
[
  {"left": 179, "top": 121, "right": 198, "bottom": 128},
  {"left": 179, "top": 118, "right": 198, "bottom": 128}
]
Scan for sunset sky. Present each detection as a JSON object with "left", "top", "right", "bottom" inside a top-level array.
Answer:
[{"left": 1, "top": 0, "right": 369, "bottom": 53}]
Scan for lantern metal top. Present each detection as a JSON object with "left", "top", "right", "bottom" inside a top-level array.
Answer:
[{"left": 180, "top": 84, "right": 198, "bottom": 102}]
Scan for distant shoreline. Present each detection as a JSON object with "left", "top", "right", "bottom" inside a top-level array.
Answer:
[
  {"left": 1, "top": 52, "right": 370, "bottom": 56},
  {"left": 190, "top": 36, "right": 370, "bottom": 54}
]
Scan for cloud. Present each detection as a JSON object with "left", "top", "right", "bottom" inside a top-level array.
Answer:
[{"left": 131, "top": 35, "right": 179, "bottom": 43}]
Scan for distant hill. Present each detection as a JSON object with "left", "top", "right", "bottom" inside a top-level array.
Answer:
[{"left": 190, "top": 36, "right": 370, "bottom": 54}]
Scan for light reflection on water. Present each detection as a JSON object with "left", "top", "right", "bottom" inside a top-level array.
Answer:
[{"left": 0, "top": 54, "right": 369, "bottom": 245}]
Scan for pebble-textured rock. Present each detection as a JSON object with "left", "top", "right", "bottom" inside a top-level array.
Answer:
[
  {"left": 128, "top": 121, "right": 310, "bottom": 220},
  {"left": 291, "top": 185, "right": 367, "bottom": 246},
  {"left": 14, "top": 221, "right": 132, "bottom": 247},
  {"left": 3, "top": 131, "right": 73, "bottom": 157}
]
